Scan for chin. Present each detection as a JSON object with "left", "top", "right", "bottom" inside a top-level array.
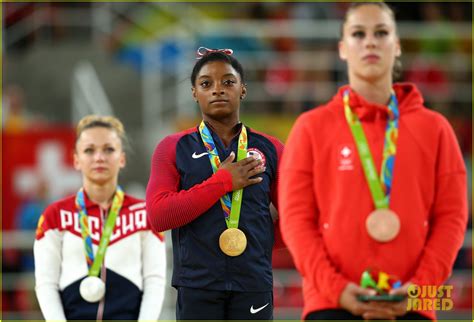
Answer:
[
  {"left": 357, "top": 69, "right": 386, "bottom": 83},
  {"left": 89, "top": 176, "right": 114, "bottom": 186}
]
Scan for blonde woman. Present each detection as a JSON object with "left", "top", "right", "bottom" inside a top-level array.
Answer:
[{"left": 34, "top": 115, "right": 166, "bottom": 321}]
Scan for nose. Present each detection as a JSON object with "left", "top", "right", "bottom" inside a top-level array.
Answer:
[
  {"left": 212, "top": 83, "right": 224, "bottom": 96},
  {"left": 94, "top": 151, "right": 106, "bottom": 162},
  {"left": 364, "top": 34, "right": 377, "bottom": 48}
]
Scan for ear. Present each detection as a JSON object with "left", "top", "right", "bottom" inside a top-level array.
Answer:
[
  {"left": 119, "top": 152, "right": 126, "bottom": 169},
  {"left": 191, "top": 87, "right": 197, "bottom": 102},
  {"left": 73, "top": 152, "right": 81, "bottom": 171},
  {"left": 338, "top": 40, "right": 347, "bottom": 61},
  {"left": 395, "top": 37, "right": 402, "bottom": 57},
  {"left": 240, "top": 84, "right": 247, "bottom": 100}
]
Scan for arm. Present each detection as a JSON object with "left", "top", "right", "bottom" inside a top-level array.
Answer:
[
  {"left": 138, "top": 231, "right": 167, "bottom": 321},
  {"left": 146, "top": 135, "right": 233, "bottom": 232},
  {"left": 269, "top": 137, "right": 286, "bottom": 250},
  {"left": 411, "top": 117, "right": 468, "bottom": 286},
  {"left": 34, "top": 207, "right": 67, "bottom": 321},
  {"left": 278, "top": 116, "right": 349, "bottom": 306}
]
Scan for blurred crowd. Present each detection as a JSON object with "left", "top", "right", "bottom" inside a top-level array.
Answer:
[{"left": 2, "top": 1, "right": 472, "bottom": 319}]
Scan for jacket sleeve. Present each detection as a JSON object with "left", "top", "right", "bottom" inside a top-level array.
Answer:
[
  {"left": 411, "top": 116, "right": 468, "bottom": 286},
  {"left": 138, "top": 231, "right": 167, "bottom": 321},
  {"left": 269, "top": 138, "right": 285, "bottom": 249},
  {"left": 146, "top": 134, "right": 234, "bottom": 232},
  {"left": 279, "top": 115, "right": 349, "bottom": 306},
  {"left": 34, "top": 205, "right": 67, "bottom": 322}
]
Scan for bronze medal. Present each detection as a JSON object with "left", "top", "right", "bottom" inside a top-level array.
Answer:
[
  {"left": 366, "top": 208, "right": 400, "bottom": 242},
  {"left": 219, "top": 228, "right": 247, "bottom": 256}
]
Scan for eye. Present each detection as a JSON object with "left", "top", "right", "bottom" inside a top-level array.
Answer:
[
  {"left": 375, "top": 30, "right": 389, "bottom": 37},
  {"left": 352, "top": 30, "right": 365, "bottom": 38},
  {"left": 84, "top": 147, "right": 94, "bottom": 154},
  {"left": 200, "top": 80, "right": 210, "bottom": 88},
  {"left": 223, "top": 79, "right": 236, "bottom": 86},
  {"left": 105, "top": 147, "right": 115, "bottom": 153}
]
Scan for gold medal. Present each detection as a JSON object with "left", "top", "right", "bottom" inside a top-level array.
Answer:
[
  {"left": 366, "top": 208, "right": 400, "bottom": 242},
  {"left": 219, "top": 228, "right": 247, "bottom": 256}
]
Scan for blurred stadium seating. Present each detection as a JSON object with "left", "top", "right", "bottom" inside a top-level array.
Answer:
[{"left": 2, "top": 2, "right": 472, "bottom": 320}]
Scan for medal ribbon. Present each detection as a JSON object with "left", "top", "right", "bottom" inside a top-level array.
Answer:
[
  {"left": 76, "top": 186, "right": 124, "bottom": 277},
  {"left": 343, "top": 89, "right": 399, "bottom": 209},
  {"left": 198, "top": 121, "right": 247, "bottom": 228}
]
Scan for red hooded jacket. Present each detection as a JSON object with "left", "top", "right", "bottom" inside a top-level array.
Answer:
[{"left": 279, "top": 83, "right": 467, "bottom": 320}]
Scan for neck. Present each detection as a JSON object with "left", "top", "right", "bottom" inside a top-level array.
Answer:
[
  {"left": 83, "top": 180, "right": 117, "bottom": 209},
  {"left": 349, "top": 75, "right": 393, "bottom": 106},
  {"left": 204, "top": 116, "right": 240, "bottom": 147}
]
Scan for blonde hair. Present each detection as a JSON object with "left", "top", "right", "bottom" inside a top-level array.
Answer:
[{"left": 76, "top": 114, "right": 129, "bottom": 150}]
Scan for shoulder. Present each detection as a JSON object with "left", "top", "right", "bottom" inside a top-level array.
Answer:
[
  {"left": 35, "top": 194, "right": 75, "bottom": 240},
  {"left": 154, "top": 127, "right": 198, "bottom": 151},
  {"left": 249, "top": 128, "right": 284, "bottom": 151},
  {"left": 151, "top": 127, "right": 198, "bottom": 162},
  {"left": 43, "top": 194, "right": 76, "bottom": 217},
  {"left": 122, "top": 194, "right": 146, "bottom": 211}
]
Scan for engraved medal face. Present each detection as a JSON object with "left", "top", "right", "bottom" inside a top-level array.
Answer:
[
  {"left": 219, "top": 228, "right": 247, "bottom": 256},
  {"left": 366, "top": 208, "right": 400, "bottom": 243},
  {"left": 80, "top": 276, "right": 106, "bottom": 303}
]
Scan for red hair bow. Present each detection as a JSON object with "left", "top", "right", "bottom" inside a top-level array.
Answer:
[{"left": 196, "top": 47, "right": 234, "bottom": 59}]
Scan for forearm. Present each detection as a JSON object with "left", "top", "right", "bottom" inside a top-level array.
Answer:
[
  {"left": 34, "top": 232, "right": 66, "bottom": 321},
  {"left": 146, "top": 169, "right": 232, "bottom": 231},
  {"left": 138, "top": 231, "right": 167, "bottom": 321},
  {"left": 412, "top": 173, "right": 467, "bottom": 285}
]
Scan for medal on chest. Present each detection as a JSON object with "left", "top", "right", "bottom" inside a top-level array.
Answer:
[
  {"left": 79, "top": 276, "right": 106, "bottom": 303},
  {"left": 76, "top": 187, "right": 124, "bottom": 302},
  {"left": 343, "top": 89, "right": 401, "bottom": 242},
  {"left": 199, "top": 121, "right": 249, "bottom": 256}
]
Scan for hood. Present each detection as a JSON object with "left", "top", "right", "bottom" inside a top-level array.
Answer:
[{"left": 335, "top": 82, "right": 424, "bottom": 121}]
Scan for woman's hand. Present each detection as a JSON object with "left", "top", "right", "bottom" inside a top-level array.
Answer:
[
  {"left": 339, "top": 282, "right": 396, "bottom": 320},
  {"left": 219, "top": 152, "right": 265, "bottom": 190},
  {"left": 361, "top": 282, "right": 410, "bottom": 320}
]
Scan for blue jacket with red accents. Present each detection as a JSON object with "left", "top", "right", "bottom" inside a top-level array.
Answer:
[{"left": 146, "top": 124, "right": 284, "bottom": 292}]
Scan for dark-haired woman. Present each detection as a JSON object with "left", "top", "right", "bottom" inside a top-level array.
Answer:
[{"left": 146, "top": 47, "right": 284, "bottom": 320}]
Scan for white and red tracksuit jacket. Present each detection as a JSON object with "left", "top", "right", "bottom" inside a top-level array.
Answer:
[{"left": 34, "top": 192, "right": 166, "bottom": 321}]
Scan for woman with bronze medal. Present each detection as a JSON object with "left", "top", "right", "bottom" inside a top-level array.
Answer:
[
  {"left": 34, "top": 115, "right": 167, "bottom": 321},
  {"left": 279, "top": 2, "right": 467, "bottom": 321},
  {"left": 146, "top": 48, "right": 284, "bottom": 320}
]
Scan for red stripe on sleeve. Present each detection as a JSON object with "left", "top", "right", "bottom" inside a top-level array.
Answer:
[{"left": 146, "top": 131, "right": 233, "bottom": 233}]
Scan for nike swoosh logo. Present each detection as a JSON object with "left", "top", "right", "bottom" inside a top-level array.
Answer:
[
  {"left": 250, "top": 303, "right": 269, "bottom": 314},
  {"left": 192, "top": 152, "right": 208, "bottom": 159}
]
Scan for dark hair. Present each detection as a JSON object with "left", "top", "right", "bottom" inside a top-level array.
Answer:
[
  {"left": 190, "top": 51, "right": 245, "bottom": 86},
  {"left": 340, "top": 2, "right": 402, "bottom": 81}
]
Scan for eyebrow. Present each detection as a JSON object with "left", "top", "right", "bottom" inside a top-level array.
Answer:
[
  {"left": 197, "top": 73, "right": 237, "bottom": 79},
  {"left": 350, "top": 23, "right": 390, "bottom": 29}
]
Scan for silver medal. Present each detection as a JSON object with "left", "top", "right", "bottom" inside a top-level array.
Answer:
[{"left": 79, "top": 276, "right": 105, "bottom": 303}]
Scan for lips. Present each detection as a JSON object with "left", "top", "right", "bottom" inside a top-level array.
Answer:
[
  {"left": 210, "top": 99, "right": 229, "bottom": 104},
  {"left": 93, "top": 167, "right": 107, "bottom": 172},
  {"left": 363, "top": 54, "right": 380, "bottom": 62}
]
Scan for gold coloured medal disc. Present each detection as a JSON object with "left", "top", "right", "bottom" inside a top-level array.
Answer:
[
  {"left": 366, "top": 208, "right": 400, "bottom": 242},
  {"left": 219, "top": 228, "right": 247, "bottom": 256}
]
